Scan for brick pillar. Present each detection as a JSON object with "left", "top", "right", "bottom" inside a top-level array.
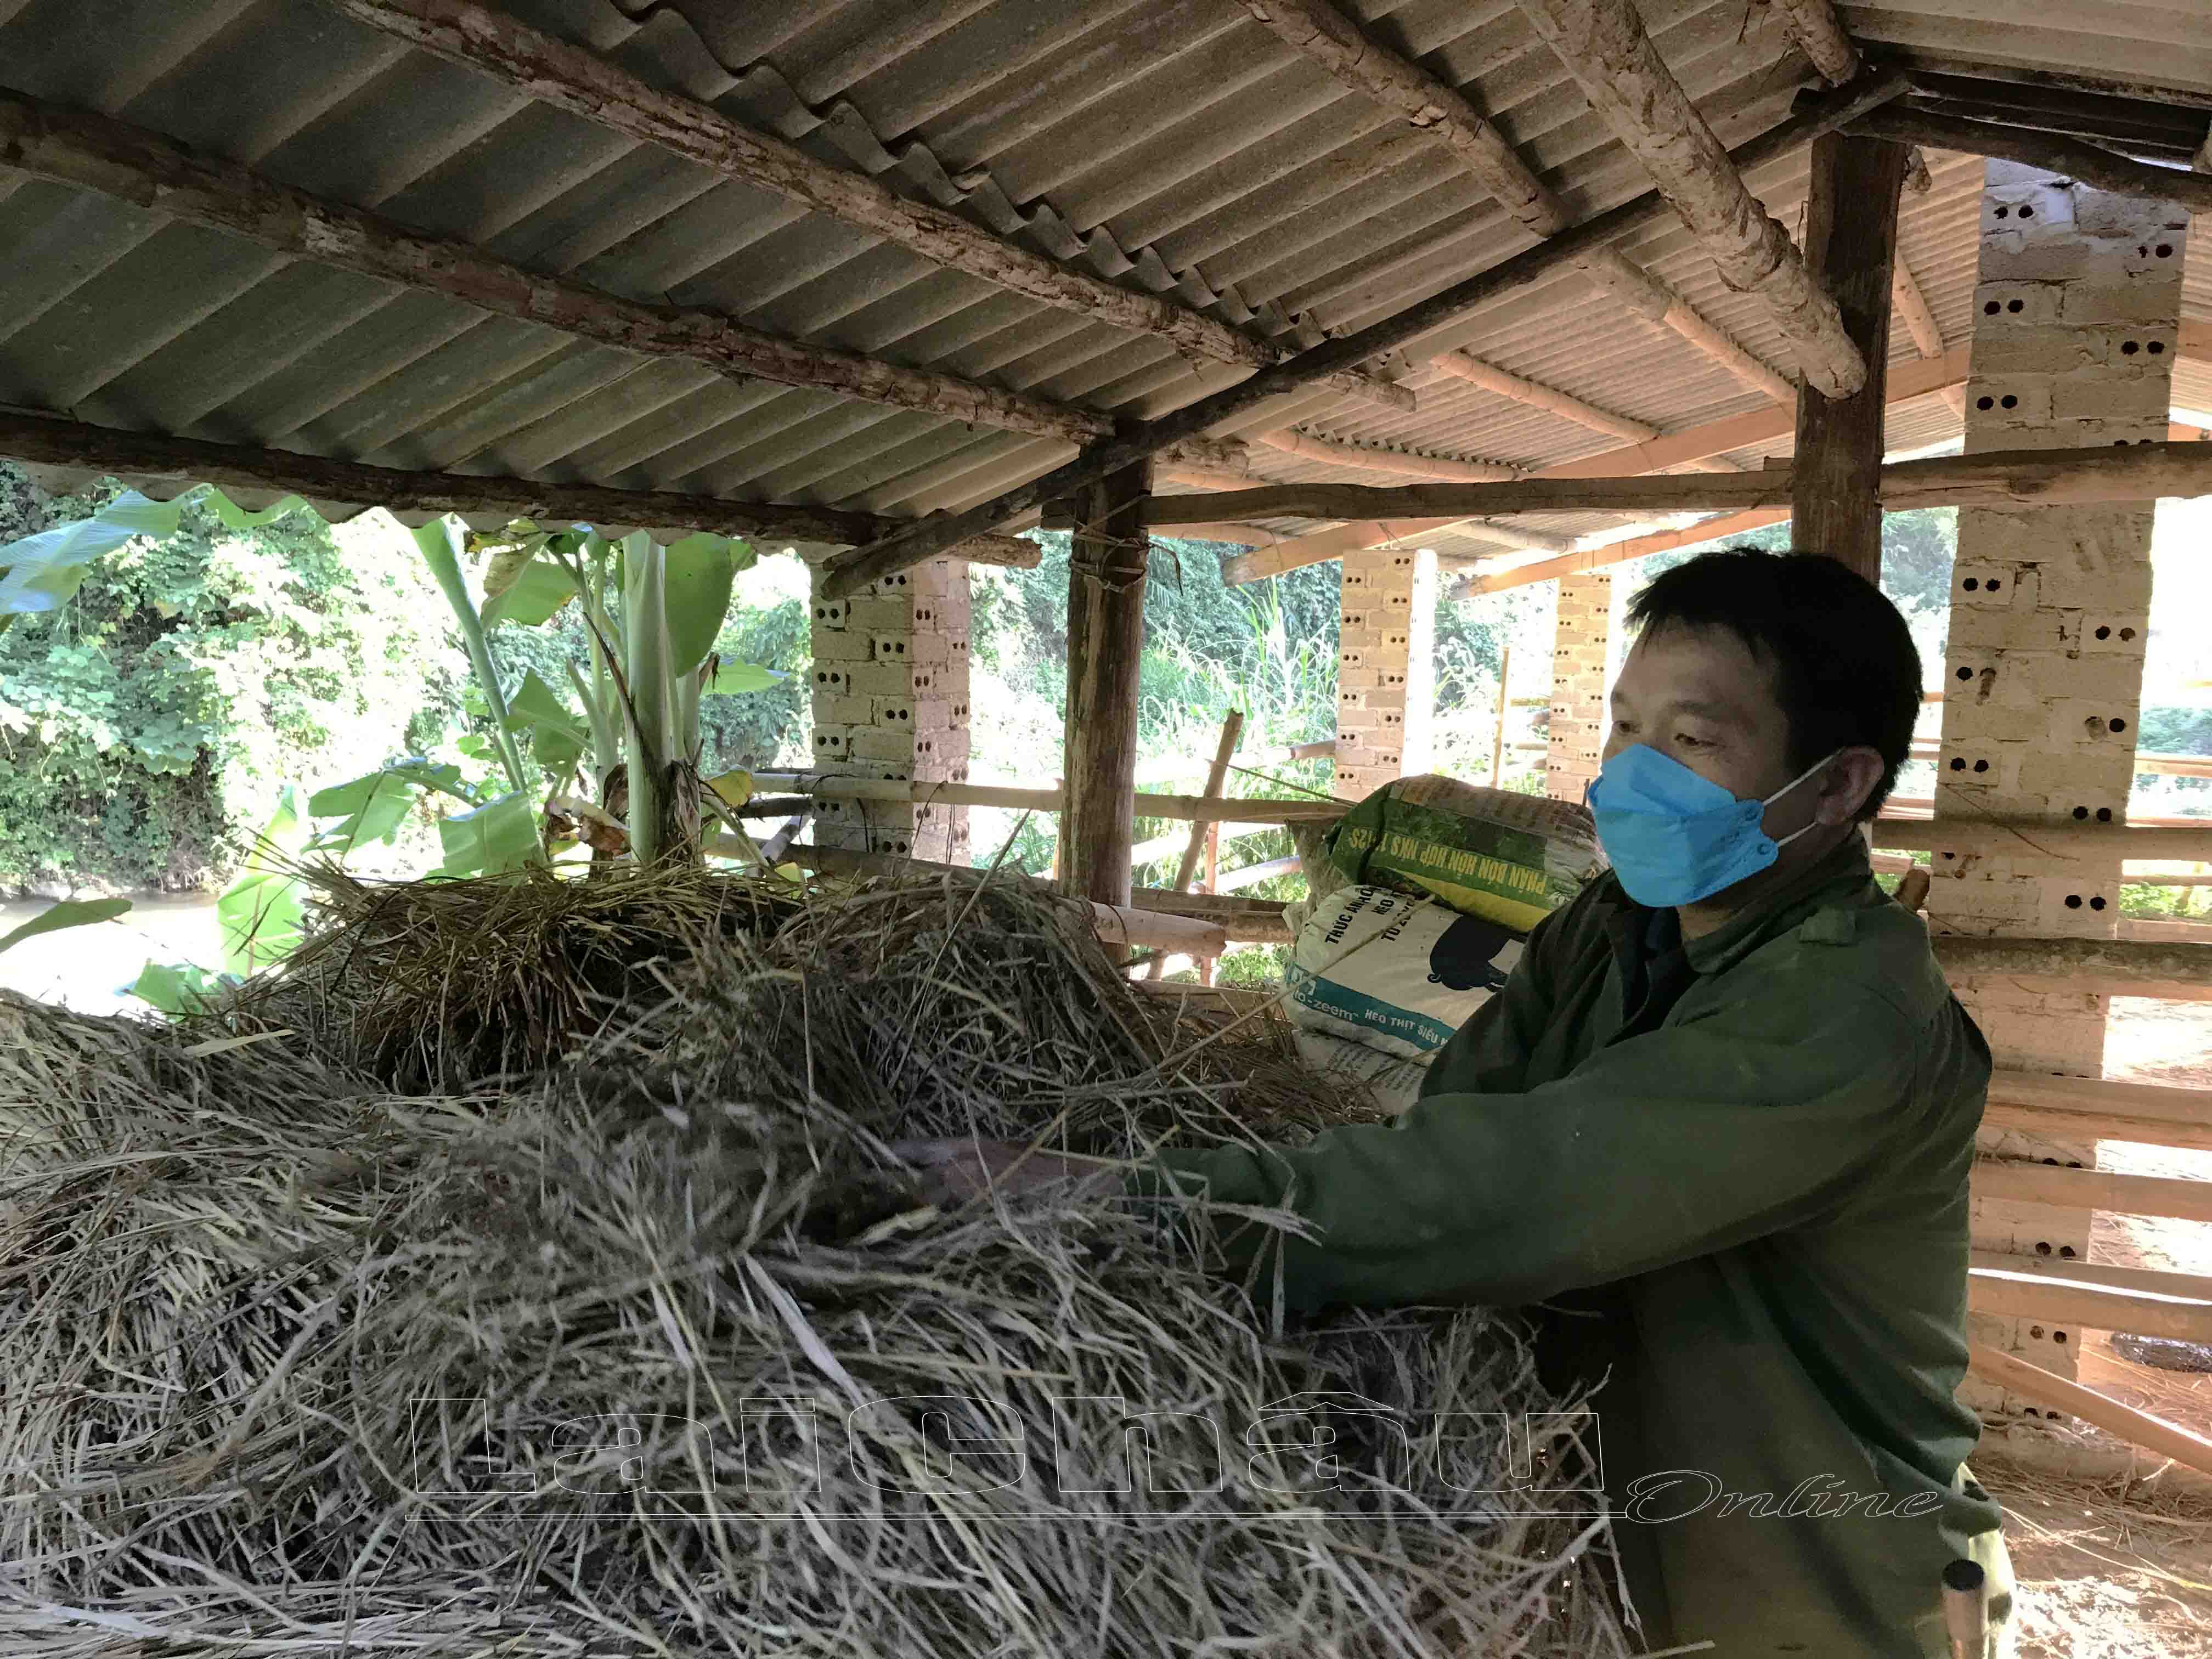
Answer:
[
  {"left": 1933, "top": 161, "right": 2187, "bottom": 1403},
  {"left": 1334, "top": 545, "right": 1437, "bottom": 799},
  {"left": 1546, "top": 571, "right": 1612, "bottom": 801},
  {"left": 808, "top": 557, "right": 972, "bottom": 864}
]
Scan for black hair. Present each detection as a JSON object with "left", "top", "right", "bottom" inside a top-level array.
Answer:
[{"left": 1624, "top": 547, "right": 1922, "bottom": 821}]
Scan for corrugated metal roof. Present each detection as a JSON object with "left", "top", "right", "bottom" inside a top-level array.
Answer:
[{"left": 0, "top": 0, "right": 2205, "bottom": 560}]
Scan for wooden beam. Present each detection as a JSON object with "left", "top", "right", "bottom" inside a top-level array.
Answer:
[
  {"left": 0, "top": 407, "right": 1029, "bottom": 563},
  {"left": 0, "top": 89, "right": 1113, "bottom": 449},
  {"left": 1769, "top": 0, "right": 1861, "bottom": 84},
  {"left": 1517, "top": 0, "right": 1867, "bottom": 396},
  {"left": 1984, "top": 1069, "right": 2212, "bottom": 1153},
  {"left": 1890, "top": 255, "right": 1967, "bottom": 417},
  {"left": 1235, "top": 0, "right": 1566, "bottom": 237},
  {"left": 1974, "top": 1159, "right": 2212, "bottom": 1226},
  {"left": 1793, "top": 132, "right": 1908, "bottom": 580},
  {"left": 1062, "top": 462, "right": 1153, "bottom": 908},
  {"left": 1874, "top": 820, "right": 2212, "bottom": 864},
  {"left": 1128, "top": 885, "right": 1294, "bottom": 945},
  {"left": 817, "top": 70, "right": 1911, "bottom": 594},
  {"left": 1970, "top": 1256, "right": 2212, "bottom": 1346},
  {"left": 749, "top": 772, "right": 1348, "bottom": 826},
  {"left": 1238, "top": 1, "right": 1798, "bottom": 417},
  {"left": 1968, "top": 1343, "right": 2212, "bottom": 1480},
  {"left": 1848, "top": 104, "right": 2212, "bottom": 215},
  {"left": 1933, "top": 935, "right": 2212, "bottom": 1003},
  {"left": 1433, "top": 350, "right": 1658, "bottom": 444},
  {"left": 1222, "top": 346, "right": 1973, "bottom": 585},
  {"left": 1154, "top": 439, "right": 2212, "bottom": 527},
  {"left": 1453, "top": 509, "right": 1792, "bottom": 594},
  {"left": 309, "top": 0, "right": 1401, "bottom": 410},
  {"left": 1575, "top": 246, "right": 1799, "bottom": 404},
  {"left": 1251, "top": 429, "right": 1522, "bottom": 483}
]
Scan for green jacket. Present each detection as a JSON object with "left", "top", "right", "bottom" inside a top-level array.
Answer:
[{"left": 1154, "top": 836, "right": 2013, "bottom": 1656}]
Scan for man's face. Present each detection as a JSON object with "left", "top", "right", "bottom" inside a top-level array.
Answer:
[{"left": 1604, "top": 622, "right": 1801, "bottom": 808}]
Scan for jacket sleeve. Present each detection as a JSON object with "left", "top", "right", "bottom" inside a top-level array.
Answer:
[{"left": 1147, "top": 963, "right": 1927, "bottom": 1312}]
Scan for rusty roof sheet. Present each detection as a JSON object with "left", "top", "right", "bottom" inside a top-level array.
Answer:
[{"left": 0, "top": 0, "right": 2207, "bottom": 560}]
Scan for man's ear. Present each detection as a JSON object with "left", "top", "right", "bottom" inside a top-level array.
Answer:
[{"left": 1818, "top": 747, "right": 1887, "bottom": 824}]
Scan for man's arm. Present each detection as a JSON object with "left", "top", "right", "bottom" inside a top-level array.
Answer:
[{"left": 1147, "top": 967, "right": 1926, "bottom": 1312}]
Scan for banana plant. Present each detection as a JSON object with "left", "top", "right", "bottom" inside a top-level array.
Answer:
[{"left": 467, "top": 519, "right": 774, "bottom": 866}]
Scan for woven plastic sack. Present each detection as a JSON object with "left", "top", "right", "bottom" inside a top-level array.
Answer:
[
  {"left": 1286, "top": 885, "right": 1524, "bottom": 1059},
  {"left": 1324, "top": 775, "right": 1603, "bottom": 932}
]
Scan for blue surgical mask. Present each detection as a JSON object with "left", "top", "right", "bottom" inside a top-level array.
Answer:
[{"left": 1585, "top": 744, "right": 1839, "bottom": 908}]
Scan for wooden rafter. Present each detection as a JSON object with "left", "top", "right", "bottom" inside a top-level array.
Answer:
[
  {"left": 1764, "top": 0, "right": 1860, "bottom": 86},
  {"left": 1241, "top": 1, "right": 1801, "bottom": 425},
  {"left": 1452, "top": 509, "right": 1791, "bottom": 594},
  {"left": 1846, "top": 103, "right": 2212, "bottom": 213},
  {"left": 1890, "top": 255, "right": 1967, "bottom": 416},
  {"left": 0, "top": 409, "right": 1039, "bottom": 565},
  {"left": 1573, "top": 247, "right": 1798, "bottom": 404},
  {"left": 0, "top": 89, "right": 1111, "bottom": 448},
  {"left": 1224, "top": 347, "right": 1974, "bottom": 584},
  {"left": 817, "top": 70, "right": 1909, "bottom": 595},
  {"left": 1517, "top": 0, "right": 1866, "bottom": 397},
  {"left": 1235, "top": 0, "right": 1564, "bottom": 237},
  {"left": 1433, "top": 350, "right": 1657, "bottom": 445},
  {"left": 1148, "top": 439, "right": 2212, "bottom": 528},
  {"left": 309, "top": 0, "right": 1408, "bottom": 411},
  {"left": 1252, "top": 430, "right": 1522, "bottom": 483}
]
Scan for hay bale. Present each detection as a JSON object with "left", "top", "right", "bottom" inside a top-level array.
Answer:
[{"left": 2, "top": 874, "right": 1630, "bottom": 1657}]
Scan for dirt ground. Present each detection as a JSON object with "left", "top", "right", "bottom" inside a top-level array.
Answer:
[{"left": 1989, "top": 997, "right": 2212, "bottom": 1659}]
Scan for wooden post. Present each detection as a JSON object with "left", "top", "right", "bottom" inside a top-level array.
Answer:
[
  {"left": 1792, "top": 132, "right": 1909, "bottom": 581},
  {"left": 1061, "top": 463, "right": 1152, "bottom": 909},
  {"left": 1491, "top": 644, "right": 1513, "bottom": 787}
]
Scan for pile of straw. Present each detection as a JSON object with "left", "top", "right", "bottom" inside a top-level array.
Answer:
[{"left": 2, "top": 870, "right": 1629, "bottom": 1656}]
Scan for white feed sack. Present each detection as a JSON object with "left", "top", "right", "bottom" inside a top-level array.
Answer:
[{"left": 1287, "top": 885, "right": 1523, "bottom": 1060}]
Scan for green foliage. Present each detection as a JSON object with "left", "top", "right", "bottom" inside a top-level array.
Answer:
[
  {"left": 0, "top": 465, "right": 462, "bottom": 894},
  {"left": 128, "top": 959, "right": 235, "bottom": 1015},
  {"left": 216, "top": 787, "right": 308, "bottom": 974},
  {"left": 0, "top": 895, "right": 131, "bottom": 956}
]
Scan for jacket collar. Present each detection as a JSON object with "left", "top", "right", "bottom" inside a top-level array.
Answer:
[{"left": 1591, "top": 832, "right": 1881, "bottom": 978}]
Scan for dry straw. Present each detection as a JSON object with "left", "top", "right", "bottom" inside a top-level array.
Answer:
[{"left": 2, "top": 866, "right": 1632, "bottom": 1656}]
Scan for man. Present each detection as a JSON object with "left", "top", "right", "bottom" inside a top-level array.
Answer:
[{"left": 905, "top": 549, "right": 2013, "bottom": 1656}]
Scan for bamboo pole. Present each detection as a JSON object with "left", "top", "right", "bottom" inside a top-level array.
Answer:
[
  {"left": 1968, "top": 1344, "right": 2212, "bottom": 1481},
  {"left": 1973, "top": 1159, "right": 2212, "bottom": 1226},
  {"left": 1932, "top": 935, "right": 2212, "bottom": 1002},
  {"left": 0, "top": 410, "right": 1037, "bottom": 562},
  {"left": 1491, "top": 644, "right": 1513, "bottom": 786},
  {"left": 1517, "top": 0, "right": 1867, "bottom": 397},
  {"left": 1434, "top": 351, "right": 1659, "bottom": 445},
  {"left": 1253, "top": 430, "right": 1522, "bottom": 483},
  {"left": 1144, "top": 712, "right": 1245, "bottom": 981},
  {"left": 1573, "top": 246, "right": 1799, "bottom": 404},
  {"left": 817, "top": 69, "right": 1910, "bottom": 594},
  {"left": 1968, "top": 1265, "right": 2212, "bottom": 1346},
  {"left": 1153, "top": 439, "right": 2212, "bottom": 527},
  {"left": 0, "top": 90, "right": 1113, "bottom": 449},
  {"left": 1984, "top": 1070, "right": 2212, "bottom": 1153}
]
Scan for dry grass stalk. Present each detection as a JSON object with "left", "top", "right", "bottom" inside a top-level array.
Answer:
[{"left": 2, "top": 871, "right": 1630, "bottom": 1656}]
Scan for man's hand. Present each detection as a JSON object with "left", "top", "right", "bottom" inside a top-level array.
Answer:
[{"left": 890, "top": 1137, "right": 1117, "bottom": 1207}]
